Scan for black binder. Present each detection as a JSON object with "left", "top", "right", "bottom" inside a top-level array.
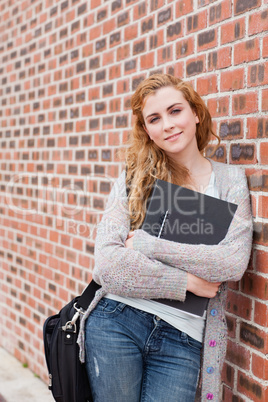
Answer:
[{"left": 142, "top": 179, "right": 238, "bottom": 317}]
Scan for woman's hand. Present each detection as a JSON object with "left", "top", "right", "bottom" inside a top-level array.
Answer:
[
  {"left": 125, "top": 231, "right": 135, "bottom": 249},
  {"left": 187, "top": 273, "right": 221, "bottom": 298}
]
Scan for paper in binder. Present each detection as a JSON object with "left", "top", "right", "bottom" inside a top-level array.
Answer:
[{"left": 142, "top": 179, "right": 238, "bottom": 317}]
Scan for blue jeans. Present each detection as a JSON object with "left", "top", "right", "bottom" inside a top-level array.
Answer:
[{"left": 85, "top": 298, "right": 202, "bottom": 402}]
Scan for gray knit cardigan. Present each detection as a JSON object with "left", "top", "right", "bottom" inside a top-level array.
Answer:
[{"left": 78, "top": 159, "right": 253, "bottom": 401}]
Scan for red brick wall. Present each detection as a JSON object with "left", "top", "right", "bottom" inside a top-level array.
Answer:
[{"left": 0, "top": 0, "right": 267, "bottom": 399}]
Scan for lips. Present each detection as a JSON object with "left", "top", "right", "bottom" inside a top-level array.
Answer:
[{"left": 164, "top": 132, "right": 182, "bottom": 141}]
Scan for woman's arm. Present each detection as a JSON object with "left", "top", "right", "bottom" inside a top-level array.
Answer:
[
  {"left": 92, "top": 171, "right": 188, "bottom": 301},
  {"left": 125, "top": 231, "right": 221, "bottom": 298},
  {"left": 133, "top": 168, "right": 253, "bottom": 283}
]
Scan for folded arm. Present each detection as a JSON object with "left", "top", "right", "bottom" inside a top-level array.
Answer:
[
  {"left": 92, "top": 172, "right": 188, "bottom": 301},
  {"left": 133, "top": 169, "right": 253, "bottom": 283}
]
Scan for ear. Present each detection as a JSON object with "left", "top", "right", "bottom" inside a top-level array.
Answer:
[{"left": 195, "top": 114, "right": 199, "bottom": 124}]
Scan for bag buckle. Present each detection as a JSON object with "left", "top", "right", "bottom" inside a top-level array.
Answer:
[
  {"left": 61, "top": 302, "right": 85, "bottom": 333},
  {"left": 74, "top": 302, "right": 86, "bottom": 315},
  {"left": 62, "top": 320, "right": 77, "bottom": 333}
]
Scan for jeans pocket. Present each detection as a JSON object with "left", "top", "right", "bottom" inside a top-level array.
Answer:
[
  {"left": 91, "top": 297, "right": 126, "bottom": 318},
  {"left": 181, "top": 332, "right": 202, "bottom": 352}
]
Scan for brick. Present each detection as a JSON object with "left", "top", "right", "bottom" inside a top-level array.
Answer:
[
  {"left": 186, "top": 55, "right": 206, "bottom": 76},
  {"left": 205, "top": 144, "right": 227, "bottom": 163},
  {"left": 220, "top": 68, "right": 244, "bottom": 91},
  {"left": 111, "top": 0, "right": 122, "bottom": 13},
  {"left": 226, "top": 290, "right": 252, "bottom": 320},
  {"left": 133, "top": 1, "right": 147, "bottom": 18},
  {"left": 254, "top": 300, "right": 268, "bottom": 326},
  {"left": 176, "top": 0, "right": 193, "bottom": 17},
  {"left": 263, "top": 35, "right": 268, "bottom": 58},
  {"left": 238, "top": 371, "right": 266, "bottom": 401},
  {"left": 103, "top": 17, "right": 116, "bottom": 34},
  {"left": 254, "top": 249, "right": 268, "bottom": 274},
  {"left": 157, "top": 44, "right": 173, "bottom": 65},
  {"left": 208, "top": 46, "right": 231, "bottom": 70},
  {"left": 133, "top": 39, "right": 145, "bottom": 55},
  {"left": 90, "top": 0, "right": 101, "bottom": 9},
  {"left": 95, "top": 38, "right": 106, "bottom": 52},
  {"left": 82, "top": 43, "right": 93, "bottom": 57},
  {"left": 124, "top": 23, "right": 138, "bottom": 41},
  {"left": 109, "top": 64, "right": 121, "bottom": 79},
  {"left": 241, "top": 272, "right": 268, "bottom": 301},
  {"left": 209, "top": 0, "right": 232, "bottom": 25},
  {"left": 187, "top": 10, "right": 207, "bottom": 33},
  {"left": 116, "top": 79, "right": 130, "bottom": 94},
  {"left": 226, "top": 339, "right": 250, "bottom": 370},
  {"left": 219, "top": 120, "right": 243, "bottom": 140},
  {"left": 175, "top": 37, "right": 194, "bottom": 59},
  {"left": 97, "top": 7, "right": 108, "bottom": 22},
  {"left": 167, "top": 21, "right": 183, "bottom": 41},
  {"left": 262, "top": 88, "right": 268, "bottom": 111},
  {"left": 230, "top": 143, "right": 257, "bottom": 164},
  {"left": 173, "top": 61, "right": 184, "bottom": 78},
  {"left": 196, "top": 74, "right": 218, "bottom": 96},
  {"left": 149, "top": 30, "right": 164, "bottom": 49},
  {"left": 117, "top": 11, "right": 129, "bottom": 27},
  {"left": 232, "top": 92, "right": 258, "bottom": 115},
  {"left": 110, "top": 32, "right": 121, "bottom": 48},
  {"left": 225, "top": 314, "right": 237, "bottom": 338},
  {"left": 197, "top": 28, "right": 217, "bottom": 50},
  {"left": 249, "top": 9, "right": 268, "bottom": 35},
  {"left": 150, "top": 0, "right": 164, "bottom": 11},
  {"left": 222, "top": 363, "right": 235, "bottom": 389},
  {"left": 234, "top": 0, "right": 261, "bottom": 15},
  {"left": 260, "top": 143, "right": 268, "bottom": 165},
  {"left": 157, "top": 7, "right": 172, "bottom": 26},
  {"left": 234, "top": 38, "right": 260, "bottom": 65},
  {"left": 252, "top": 353, "right": 268, "bottom": 380},
  {"left": 222, "top": 385, "right": 244, "bottom": 402},
  {"left": 140, "top": 51, "right": 154, "bottom": 70},
  {"left": 248, "top": 62, "right": 268, "bottom": 87},
  {"left": 103, "top": 50, "right": 114, "bottom": 66},
  {"left": 124, "top": 95, "right": 132, "bottom": 111},
  {"left": 247, "top": 117, "right": 268, "bottom": 139},
  {"left": 207, "top": 96, "right": 229, "bottom": 117},
  {"left": 141, "top": 16, "right": 154, "bottom": 34},
  {"left": 89, "top": 26, "right": 101, "bottom": 40},
  {"left": 247, "top": 169, "right": 268, "bottom": 192},
  {"left": 240, "top": 322, "right": 268, "bottom": 353},
  {"left": 117, "top": 43, "right": 130, "bottom": 60}
]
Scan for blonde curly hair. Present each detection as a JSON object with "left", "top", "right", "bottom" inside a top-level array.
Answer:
[{"left": 125, "top": 73, "right": 219, "bottom": 230}]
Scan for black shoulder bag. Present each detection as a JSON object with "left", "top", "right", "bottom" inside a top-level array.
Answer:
[{"left": 43, "top": 280, "right": 101, "bottom": 402}]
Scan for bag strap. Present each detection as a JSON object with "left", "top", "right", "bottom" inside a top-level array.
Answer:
[{"left": 76, "top": 280, "right": 101, "bottom": 311}]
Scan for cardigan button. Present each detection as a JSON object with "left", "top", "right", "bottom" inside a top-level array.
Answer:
[
  {"left": 206, "top": 367, "right": 214, "bottom": 374},
  {"left": 206, "top": 393, "right": 214, "bottom": 400},
  {"left": 209, "top": 340, "right": 217, "bottom": 347},
  {"left": 210, "top": 309, "right": 218, "bottom": 316}
]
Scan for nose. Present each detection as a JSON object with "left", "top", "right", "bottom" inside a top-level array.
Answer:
[{"left": 162, "top": 115, "right": 175, "bottom": 131}]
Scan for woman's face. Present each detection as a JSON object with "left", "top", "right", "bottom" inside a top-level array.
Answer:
[{"left": 142, "top": 86, "right": 200, "bottom": 162}]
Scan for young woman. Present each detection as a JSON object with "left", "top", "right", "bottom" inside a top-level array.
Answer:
[{"left": 78, "top": 74, "right": 253, "bottom": 401}]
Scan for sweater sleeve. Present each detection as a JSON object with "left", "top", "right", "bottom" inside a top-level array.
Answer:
[
  {"left": 92, "top": 171, "right": 188, "bottom": 301},
  {"left": 133, "top": 168, "right": 253, "bottom": 283}
]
